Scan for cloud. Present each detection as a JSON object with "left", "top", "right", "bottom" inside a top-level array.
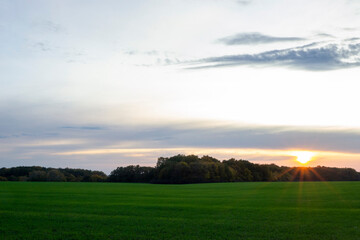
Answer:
[
  {"left": 188, "top": 40, "right": 360, "bottom": 71},
  {"left": 218, "top": 32, "right": 305, "bottom": 45},
  {"left": 315, "top": 33, "right": 335, "bottom": 38},
  {"left": 122, "top": 49, "right": 180, "bottom": 66},
  {"left": 4, "top": 118, "right": 360, "bottom": 154},
  {"left": 346, "top": 37, "right": 360, "bottom": 41},
  {"left": 237, "top": 0, "right": 252, "bottom": 6},
  {"left": 39, "top": 20, "right": 62, "bottom": 33},
  {"left": 2, "top": 116, "right": 360, "bottom": 171},
  {"left": 2, "top": 101, "right": 360, "bottom": 171},
  {"left": 33, "top": 42, "right": 52, "bottom": 52},
  {"left": 119, "top": 124, "right": 360, "bottom": 155},
  {"left": 342, "top": 27, "right": 358, "bottom": 31},
  {"left": 60, "top": 126, "right": 105, "bottom": 130},
  {"left": 123, "top": 50, "right": 162, "bottom": 56}
]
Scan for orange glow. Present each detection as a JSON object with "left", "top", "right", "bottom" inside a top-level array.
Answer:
[
  {"left": 291, "top": 151, "right": 315, "bottom": 164},
  {"left": 51, "top": 147, "right": 360, "bottom": 170}
]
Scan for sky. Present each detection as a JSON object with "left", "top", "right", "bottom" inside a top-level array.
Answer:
[{"left": 1, "top": 0, "right": 360, "bottom": 173}]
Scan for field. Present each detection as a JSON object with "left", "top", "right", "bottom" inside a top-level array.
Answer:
[{"left": 0, "top": 182, "right": 359, "bottom": 240}]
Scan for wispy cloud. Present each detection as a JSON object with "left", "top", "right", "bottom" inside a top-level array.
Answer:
[
  {"left": 188, "top": 40, "right": 360, "bottom": 71},
  {"left": 4, "top": 120, "right": 360, "bottom": 155},
  {"left": 33, "top": 42, "right": 52, "bottom": 52},
  {"left": 2, "top": 114, "right": 360, "bottom": 171},
  {"left": 2, "top": 100, "right": 360, "bottom": 155},
  {"left": 36, "top": 20, "right": 63, "bottom": 33},
  {"left": 315, "top": 33, "right": 335, "bottom": 38},
  {"left": 60, "top": 126, "right": 105, "bottom": 130},
  {"left": 218, "top": 32, "right": 305, "bottom": 45},
  {"left": 341, "top": 27, "right": 358, "bottom": 31},
  {"left": 121, "top": 49, "right": 180, "bottom": 66},
  {"left": 237, "top": 0, "right": 252, "bottom": 6}
]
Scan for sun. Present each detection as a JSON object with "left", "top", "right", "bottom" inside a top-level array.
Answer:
[{"left": 291, "top": 151, "right": 315, "bottom": 164}]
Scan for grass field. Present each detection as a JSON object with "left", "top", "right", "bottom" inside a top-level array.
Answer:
[{"left": 0, "top": 182, "right": 359, "bottom": 240}]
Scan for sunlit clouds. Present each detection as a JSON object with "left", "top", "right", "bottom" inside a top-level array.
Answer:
[{"left": 53, "top": 147, "right": 360, "bottom": 173}]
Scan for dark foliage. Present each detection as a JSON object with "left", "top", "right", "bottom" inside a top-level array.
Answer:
[
  {"left": 109, "top": 165, "right": 154, "bottom": 183},
  {"left": 0, "top": 166, "right": 107, "bottom": 182},
  {"left": 1, "top": 155, "right": 359, "bottom": 183},
  {"left": 108, "top": 154, "right": 360, "bottom": 183}
]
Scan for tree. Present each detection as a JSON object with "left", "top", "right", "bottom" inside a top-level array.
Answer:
[
  {"left": 109, "top": 165, "right": 154, "bottom": 183},
  {"left": 0, "top": 176, "right": 7, "bottom": 181},
  {"left": 89, "top": 174, "right": 107, "bottom": 182},
  {"left": 47, "top": 170, "right": 66, "bottom": 182},
  {"left": 29, "top": 170, "right": 47, "bottom": 181}
]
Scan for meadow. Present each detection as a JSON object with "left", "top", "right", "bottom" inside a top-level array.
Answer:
[{"left": 0, "top": 182, "right": 359, "bottom": 240}]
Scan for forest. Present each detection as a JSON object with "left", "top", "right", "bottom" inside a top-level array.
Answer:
[
  {"left": 1, "top": 155, "right": 359, "bottom": 183},
  {"left": 0, "top": 166, "right": 107, "bottom": 182}
]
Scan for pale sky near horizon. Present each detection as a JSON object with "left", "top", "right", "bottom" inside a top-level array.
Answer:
[{"left": 1, "top": 0, "right": 360, "bottom": 173}]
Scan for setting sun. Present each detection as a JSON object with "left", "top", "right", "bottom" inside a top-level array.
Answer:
[{"left": 291, "top": 151, "right": 315, "bottom": 164}]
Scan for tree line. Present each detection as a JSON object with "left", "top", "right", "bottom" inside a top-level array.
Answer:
[
  {"left": 109, "top": 155, "right": 360, "bottom": 183},
  {"left": 0, "top": 166, "right": 107, "bottom": 182},
  {"left": 1, "top": 155, "right": 359, "bottom": 183}
]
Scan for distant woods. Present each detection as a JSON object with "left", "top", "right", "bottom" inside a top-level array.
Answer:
[
  {"left": 109, "top": 155, "right": 360, "bottom": 183},
  {"left": 0, "top": 167, "right": 107, "bottom": 182},
  {"left": 1, "top": 155, "right": 359, "bottom": 183}
]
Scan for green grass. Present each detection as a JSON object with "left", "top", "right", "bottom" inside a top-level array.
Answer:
[{"left": 0, "top": 182, "right": 359, "bottom": 240}]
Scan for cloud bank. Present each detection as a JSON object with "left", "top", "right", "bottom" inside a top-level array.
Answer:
[
  {"left": 2, "top": 108, "right": 360, "bottom": 172},
  {"left": 218, "top": 32, "right": 305, "bottom": 45},
  {"left": 188, "top": 40, "right": 360, "bottom": 71}
]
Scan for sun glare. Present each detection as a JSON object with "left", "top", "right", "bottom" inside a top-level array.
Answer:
[{"left": 291, "top": 151, "right": 315, "bottom": 164}]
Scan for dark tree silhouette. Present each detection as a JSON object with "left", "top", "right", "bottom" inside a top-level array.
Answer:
[{"left": 1, "top": 155, "right": 359, "bottom": 183}]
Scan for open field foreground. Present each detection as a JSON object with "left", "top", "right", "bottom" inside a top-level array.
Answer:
[{"left": 0, "top": 182, "right": 359, "bottom": 240}]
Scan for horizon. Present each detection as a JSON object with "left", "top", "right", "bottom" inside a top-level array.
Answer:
[
  {"left": 1, "top": 0, "right": 360, "bottom": 173},
  {"left": 3, "top": 155, "right": 360, "bottom": 176}
]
